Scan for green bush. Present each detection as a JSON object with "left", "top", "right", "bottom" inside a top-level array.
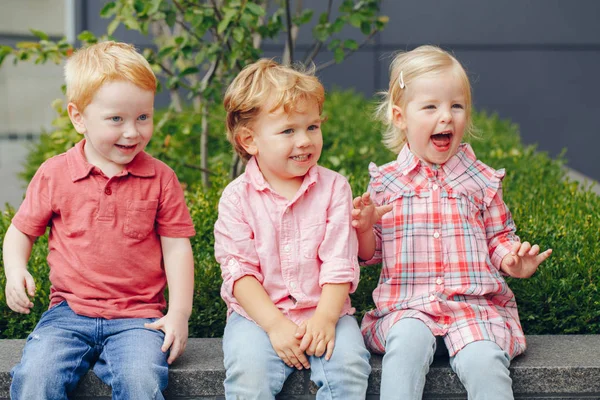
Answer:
[{"left": 1, "top": 90, "right": 599, "bottom": 338}]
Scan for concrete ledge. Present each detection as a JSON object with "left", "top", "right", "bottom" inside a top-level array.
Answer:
[{"left": 2, "top": 335, "right": 600, "bottom": 399}]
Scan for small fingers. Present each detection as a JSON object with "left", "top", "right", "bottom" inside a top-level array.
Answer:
[
  {"left": 295, "top": 349, "right": 310, "bottom": 369},
  {"left": 325, "top": 339, "right": 335, "bottom": 361},
  {"left": 537, "top": 248, "right": 553, "bottom": 263},
  {"left": 299, "top": 331, "right": 313, "bottom": 352},
  {"left": 517, "top": 241, "right": 531, "bottom": 257},
  {"left": 277, "top": 351, "right": 293, "bottom": 368},
  {"left": 162, "top": 331, "right": 175, "bottom": 354},
  {"left": 314, "top": 339, "right": 326, "bottom": 358}
]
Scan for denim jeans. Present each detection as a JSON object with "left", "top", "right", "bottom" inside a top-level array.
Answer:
[
  {"left": 223, "top": 312, "right": 371, "bottom": 399},
  {"left": 10, "top": 301, "right": 168, "bottom": 400},
  {"left": 380, "top": 318, "right": 513, "bottom": 400}
]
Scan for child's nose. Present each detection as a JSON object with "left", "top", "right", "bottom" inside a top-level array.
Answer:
[
  {"left": 440, "top": 107, "right": 453, "bottom": 123},
  {"left": 123, "top": 124, "right": 140, "bottom": 138},
  {"left": 296, "top": 131, "right": 311, "bottom": 147}
]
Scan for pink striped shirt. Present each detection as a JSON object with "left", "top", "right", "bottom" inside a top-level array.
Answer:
[
  {"left": 214, "top": 157, "right": 359, "bottom": 325},
  {"left": 361, "top": 143, "right": 526, "bottom": 359}
]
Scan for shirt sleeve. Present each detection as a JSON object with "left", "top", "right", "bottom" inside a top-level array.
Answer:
[
  {"left": 317, "top": 177, "right": 360, "bottom": 293},
  {"left": 484, "top": 173, "right": 519, "bottom": 270},
  {"left": 214, "top": 187, "right": 263, "bottom": 300},
  {"left": 155, "top": 171, "right": 196, "bottom": 238},
  {"left": 11, "top": 163, "right": 53, "bottom": 237}
]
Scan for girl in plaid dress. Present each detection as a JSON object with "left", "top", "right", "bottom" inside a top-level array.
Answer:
[{"left": 352, "top": 45, "right": 552, "bottom": 400}]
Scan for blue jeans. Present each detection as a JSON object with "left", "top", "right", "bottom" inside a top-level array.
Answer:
[
  {"left": 381, "top": 318, "right": 513, "bottom": 400},
  {"left": 10, "top": 301, "right": 168, "bottom": 400},
  {"left": 223, "top": 312, "right": 371, "bottom": 399}
]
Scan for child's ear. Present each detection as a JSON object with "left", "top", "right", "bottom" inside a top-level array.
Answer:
[
  {"left": 237, "top": 127, "right": 258, "bottom": 156},
  {"left": 67, "top": 103, "right": 86, "bottom": 134},
  {"left": 391, "top": 105, "right": 407, "bottom": 131}
]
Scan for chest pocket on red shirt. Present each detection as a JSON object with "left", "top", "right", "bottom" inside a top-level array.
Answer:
[{"left": 123, "top": 200, "right": 159, "bottom": 239}]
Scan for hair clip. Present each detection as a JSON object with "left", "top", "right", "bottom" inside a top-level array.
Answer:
[{"left": 399, "top": 71, "right": 406, "bottom": 89}]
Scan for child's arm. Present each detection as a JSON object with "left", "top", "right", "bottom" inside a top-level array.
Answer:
[
  {"left": 2, "top": 224, "right": 37, "bottom": 314},
  {"left": 233, "top": 276, "right": 310, "bottom": 370},
  {"left": 144, "top": 236, "right": 194, "bottom": 365},
  {"left": 297, "top": 283, "right": 350, "bottom": 360},
  {"left": 484, "top": 173, "right": 552, "bottom": 277},
  {"left": 352, "top": 192, "right": 393, "bottom": 260},
  {"left": 500, "top": 241, "right": 552, "bottom": 278}
]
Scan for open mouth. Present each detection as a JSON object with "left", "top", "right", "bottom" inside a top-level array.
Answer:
[
  {"left": 290, "top": 154, "right": 310, "bottom": 162},
  {"left": 115, "top": 144, "right": 137, "bottom": 150},
  {"left": 431, "top": 132, "right": 453, "bottom": 149}
]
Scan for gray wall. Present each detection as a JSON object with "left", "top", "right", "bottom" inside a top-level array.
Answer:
[{"left": 79, "top": 0, "right": 600, "bottom": 182}]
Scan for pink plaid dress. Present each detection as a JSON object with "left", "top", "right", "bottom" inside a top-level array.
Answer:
[{"left": 361, "top": 143, "right": 526, "bottom": 359}]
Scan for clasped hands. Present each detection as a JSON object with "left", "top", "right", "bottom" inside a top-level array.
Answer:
[{"left": 265, "top": 311, "right": 337, "bottom": 370}]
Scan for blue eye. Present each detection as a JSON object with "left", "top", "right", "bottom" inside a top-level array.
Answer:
[
  {"left": 282, "top": 128, "right": 294, "bottom": 134},
  {"left": 111, "top": 116, "right": 122, "bottom": 122},
  {"left": 138, "top": 114, "right": 148, "bottom": 121},
  {"left": 308, "top": 124, "right": 320, "bottom": 131}
]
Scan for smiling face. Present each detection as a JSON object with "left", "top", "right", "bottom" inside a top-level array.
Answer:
[
  {"left": 68, "top": 80, "right": 154, "bottom": 177},
  {"left": 241, "top": 98, "right": 323, "bottom": 195},
  {"left": 393, "top": 68, "right": 468, "bottom": 166}
]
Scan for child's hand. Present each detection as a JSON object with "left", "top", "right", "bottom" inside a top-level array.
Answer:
[
  {"left": 266, "top": 317, "right": 310, "bottom": 370},
  {"left": 295, "top": 312, "right": 337, "bottom": 360},
  {"left": 352, "top": 192, "right": 393, "bottom": 234},
  {"left": 144, "top": 310, "right": 189, "bottom": 364},
  {"left": 5, "top": 268, "right": 36, "bottom": 314},
  {"left": 501, "top": 241, "right": 553, "bottom": 278}
]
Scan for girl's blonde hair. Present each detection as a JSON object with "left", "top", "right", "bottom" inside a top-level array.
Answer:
[
  {"left": 65, "top": 41, "right": 157, "bottom": 112},
  {"left": 376, "top": 45, "right": 474, "bottom": 153},
  {"left": 224, "top": 58, "right": 325, "bottom": 160}
]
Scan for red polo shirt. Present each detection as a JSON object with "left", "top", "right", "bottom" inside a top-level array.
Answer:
[{"left": 12, "top": 140, "right": 196, "bottom": 319}]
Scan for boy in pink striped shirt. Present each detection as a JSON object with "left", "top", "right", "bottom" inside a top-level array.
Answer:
[
  {"left": 352, "top": 45, "right": 552, "bottom": 399},
  {"left": 214, "top": 59, "right": 370, "bottom": 399}
]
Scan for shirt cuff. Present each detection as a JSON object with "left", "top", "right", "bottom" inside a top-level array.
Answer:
[{"left": 319, "top": 258, "right": 360, "bottom": 293}]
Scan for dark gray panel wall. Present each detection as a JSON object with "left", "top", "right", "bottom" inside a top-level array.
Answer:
[{"left": 81, "top": 0, "right": 600, "bottom": 181}]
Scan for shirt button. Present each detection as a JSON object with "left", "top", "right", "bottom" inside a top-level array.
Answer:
[
  {"left": 104, "top": 187, "right": 112, "bottom": 195},
  {"left": 283, "top": 245, "right": 291, "bottom": 252},
  {"left": 436, "top": 277, "right": 443, "bottom": 285},
  {"left": 429, "top": 294, "right": 436, "bottom": 302},
  {"left": 432, "top": 184, "right": 439, "bottom": 191},
  {"left": 433, "top": 231, "right": 440, "bottom": 239}
]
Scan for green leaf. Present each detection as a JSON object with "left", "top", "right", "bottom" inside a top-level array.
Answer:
[
  {"left": 349, "top": 13, "right": 363, "bottom": 28},
  {"left": 77, "top": 31, "right": 97, "bottom": 43},
  {"left": 16, "top": 41, "right": 40, "bottom": 49},
  {"left": 100, "top": 2, "right": 117, "bottom": 18},
  {"left": 293, "top": 9, "right": 313, "bottom": 26},
  {"left": 0, "top": 46, "right": 13, "bottom": 67},
  {"left": 334, "top": 47, "right": 345, "bottom": 63},
  {"left": 180, "top": 66, "right": 200, "bottom": 76},
  {"left": 232, "top": 27, "right": 245, "bottom": 43},
  {"left": 107, "top": 19, "right": 120, "bottom": 36},
  {"left": 30, "top": 29, "right": 49, "bottom": 41},
  {"left": 360, "top": 21, "right": 371, "bottom": 35},
  {"left": 148, "top": 0, "right": 162, "bottom": 15},
  {"left": 245, "top": 2, "right": 265, "bottom": 16},
  {"left": 344, "top": 39, "right": 358, "bottom": 50}
]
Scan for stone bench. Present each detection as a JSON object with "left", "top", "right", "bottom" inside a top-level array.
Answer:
[{"left": 1, "top": 335, "right": 600, "bottom": 399}]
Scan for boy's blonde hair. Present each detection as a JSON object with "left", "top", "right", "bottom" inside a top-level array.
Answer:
[
  {"left": 376, "top": 45, "right": 474, "bottom": 153},
  {"left": 224, "top": 58, "right": 325, "bottom": 160},
  {"left": 65, "top": 41, "right": 157, "bottom": 112}
]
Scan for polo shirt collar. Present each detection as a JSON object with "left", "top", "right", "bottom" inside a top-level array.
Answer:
[{"left": 66, "top": 139, "right": 155, "bottom": 182}]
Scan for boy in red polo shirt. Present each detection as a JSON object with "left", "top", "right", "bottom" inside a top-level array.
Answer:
[{"left": 2, "top": 41, "right": 195, "bottom": 399}]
